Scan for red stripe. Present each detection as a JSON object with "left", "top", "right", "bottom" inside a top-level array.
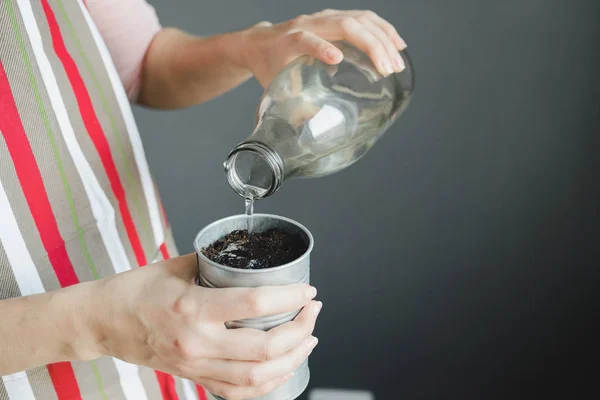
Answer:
[
  {"left": 0, "top": 62, "right": 82, "bottom": 398},
  {"left": 196, "top": 384, "right": 208, "bottom": 400},
  {"left": 154, "top": 371, "right": 178, "bottom": 400},
  {"left": 39, "top": 1, "right": 180, "bottom": 398},
  {"left": 47, "top": 363, "right": 83, "bottom": 399},
  {"left": 159, "top": 242, "right": 170, "bottom": 260},
  {"left": 0, "top": 64, "right": 79, "bottom": 288},
  {"left": 41, "top": 0, "right": 147, "bottom": 267}
]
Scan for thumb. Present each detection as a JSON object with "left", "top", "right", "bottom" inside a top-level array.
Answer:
[{"left": 163, "top": 253, "right": 198, "bottom": 283}]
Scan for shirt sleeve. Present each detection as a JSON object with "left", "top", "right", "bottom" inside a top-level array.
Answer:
[{"left": 85, "top": 0, "right": 162, "bottom": 102}]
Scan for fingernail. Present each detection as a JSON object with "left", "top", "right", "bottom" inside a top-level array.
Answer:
[
  {"left": 307, "top": 286, "right": 317, "bottom": 298},
  {"left": 393, "top": 55, "right": 405, "bottom": 72},
  {"left": 303, "top": 336, "right": 318, "bottom": 349},
  {"left": 397, "top": 37, "right": 407, "bottom": 50},
  {"left": 307, "top": 337, "right": 318, "bottom": 356},
  {"left": 380, "top": 59, "right": 393, "bottom": 76},
  {"left": 326, "top": 48, "right": 342, "bottom": 62},
  {"left": 313, "top": 301, "right": 323, "bottom": 318}
]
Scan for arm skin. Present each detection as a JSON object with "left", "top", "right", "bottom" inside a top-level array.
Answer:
[
  {"left": 0, "top": 282, "right": 103, "bottom": 375},
  {"left": 0, "top": 252, "right": 320, "bottom": 400},
  {"left": 136, "top": 10, "right": 407, "bottom": 110},
  {"left": 136, "top": 27, "right": 252, "bottom": 110}
]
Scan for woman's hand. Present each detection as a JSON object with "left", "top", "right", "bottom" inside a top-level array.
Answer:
[
  {"left": 138, "top": 9, "right": 407, "bottom": 109},
  {"left": 94, "top": 253, "right": 321, "bottom": 400},
  {"left": 233, "top": 9, "right": 408, "bottom": 87}
]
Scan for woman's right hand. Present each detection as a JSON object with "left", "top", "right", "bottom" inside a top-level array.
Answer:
[{"left": 91, "top": 253, "right": 321, "bottom": 400}]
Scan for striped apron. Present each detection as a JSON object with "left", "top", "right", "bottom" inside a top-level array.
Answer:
[{"left": 0, "top": 0, "right": 209, "bottom": 399}]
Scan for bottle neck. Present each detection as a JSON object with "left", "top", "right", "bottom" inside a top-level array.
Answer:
[{"left": 224, "top": 140, "right": 285, "bottom": 199}]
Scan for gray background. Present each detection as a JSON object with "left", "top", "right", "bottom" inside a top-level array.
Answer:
[{"left": 137, "top": 0, "right": 599, "bottom": 398}]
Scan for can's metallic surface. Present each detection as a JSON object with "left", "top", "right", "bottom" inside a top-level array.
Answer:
[{"left": 193, "top": 214, "right": 314, "bottom": 400}]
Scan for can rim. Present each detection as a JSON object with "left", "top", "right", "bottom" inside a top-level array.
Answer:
[{"left": 194, "top": 213, "right": 314, "bottom": 274}]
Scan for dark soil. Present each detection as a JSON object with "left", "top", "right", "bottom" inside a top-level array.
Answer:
[{"left": 201, "top": 228, "right": 308, "bottom": 269}]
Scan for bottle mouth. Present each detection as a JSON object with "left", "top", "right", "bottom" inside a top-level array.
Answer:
[{"left": 224, "top": 141, "right": 285, "bottom": 199}]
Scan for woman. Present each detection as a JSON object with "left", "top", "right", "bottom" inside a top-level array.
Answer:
[{"left": 0, "top": 0, "right": 406, "bottom": 399}]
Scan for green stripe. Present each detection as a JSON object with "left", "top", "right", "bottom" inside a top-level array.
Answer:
[
  {"left": 91, "top": 360, "right": 109, "bottom": 400},
  {"left": 6, "top": 0, "right": 100, "bottom": 280},
  {"left": 6, "top": 1, "right": 107, "bottom": 398},
  {"left": 55, "top": 0, "right": 155, "bottom": 254}
]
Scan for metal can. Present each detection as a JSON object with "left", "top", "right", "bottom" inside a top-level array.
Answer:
[{"left": 193, "top": 214, "right": 314, "bottom": 400}]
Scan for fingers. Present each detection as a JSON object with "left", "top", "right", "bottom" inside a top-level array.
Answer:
[
  {"left": 285, "top": 30, "right": 343, "bottom": 65},
  {"left": 196, "top": 372, "right": 294, "bottom": 400},
  {"left": 284, "top": 9, "right": 407, "bottom": 76},
  {"left": 355, "top": 15, "right": 405, "bottom": 73},
  {"left": 202, "top": 283, "right": 317, "bottom": 322},
  {"left": 191, "top": 303, "right": 321, "bottom": 398},
  {"left": 215, "top": 300, "right": 322, "bottom": 361},
  {"left": 339, "top": 16, "right": 393, "bottom": 76},
  {"left": 199, "top": 334, "right": 318, "bottom": 386},
  {"left": 363, "top": 11, "right": 407, "bottom": 50}
]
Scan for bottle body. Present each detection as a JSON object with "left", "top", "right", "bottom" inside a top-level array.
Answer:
[{"left": 225, "top": 41, "right": 415, "bottom": 199}]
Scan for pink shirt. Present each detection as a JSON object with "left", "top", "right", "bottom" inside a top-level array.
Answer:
[{"left": 86, "top": 0, "right": 162, "bottom": 101}]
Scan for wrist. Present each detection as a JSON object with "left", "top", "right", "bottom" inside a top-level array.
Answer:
[
  {"left": 52, "top": 280, "right": 108, "bottom": 361},
  {"left": 216, "top": 28, "right": 253, "bottom": 71}
]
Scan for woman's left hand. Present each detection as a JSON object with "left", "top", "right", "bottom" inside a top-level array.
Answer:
[{"left": 232, "top": 9, "right": 407, "bottom": 88}]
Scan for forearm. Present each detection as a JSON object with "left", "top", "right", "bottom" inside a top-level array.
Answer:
[
  {"left": 0, "top": 281, "right": 103, "bottom": 375},
  {"left": 137, "top": 27, "right": 252, "bottom": 109}
]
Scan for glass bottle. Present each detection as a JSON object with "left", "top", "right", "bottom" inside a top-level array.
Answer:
[{"left": 224, "top": 40, "right": 415, "bottom": 200}]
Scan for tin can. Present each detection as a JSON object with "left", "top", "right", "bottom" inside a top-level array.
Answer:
[{"left": 193, "top": 214, "right": 314, "bottom": 400}]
